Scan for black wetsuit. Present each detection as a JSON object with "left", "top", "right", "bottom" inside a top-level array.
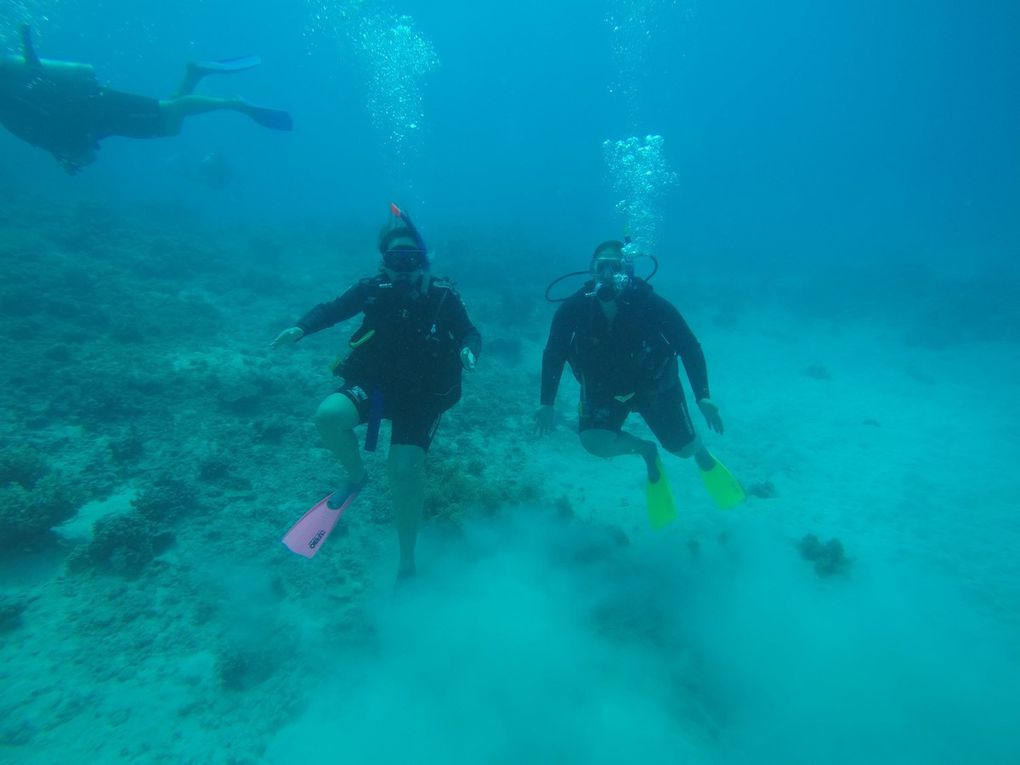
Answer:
[
  {"left": 0, "top": 58, "right": 164, "bottom": 172},
  {"left": 541, "top": 280, "right": 709, "bottom": 451},
  {"left": 297, "top": 274, "right": 481, "bottom": 450}
]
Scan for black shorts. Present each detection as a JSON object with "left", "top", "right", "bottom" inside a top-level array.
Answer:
[
  {"left": 91, "top": 88, "right": 165, "bottom": 139},
  {"left": 579, "top": 381, "right": 696, "bottom": 453},
  {"left": 339, "top": 383, "right": 460, "bottom": 452}
]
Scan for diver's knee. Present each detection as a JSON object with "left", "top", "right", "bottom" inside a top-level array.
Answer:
[{"left": 315, "top": 393, "right": 357, "bottom": 434}]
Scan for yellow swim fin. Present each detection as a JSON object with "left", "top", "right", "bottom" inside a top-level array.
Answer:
[
  {"left": 699, "top": 455, "right": 746, "bottom": 509},
  {"left": 646, "top": 457, "right": 678, "bottom": 529}
]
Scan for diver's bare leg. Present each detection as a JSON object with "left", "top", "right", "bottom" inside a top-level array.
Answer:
[
  {"left": 158, "top": 95, "right": 245, "bottom": 135},
  {"left": 580, "top": 428, "right": 660, "bottom": 480},
  {"left": 389, "top": 444, "right": 426, "bottom": 579},
  {"left": 671, "top": 436, "right": 717, "bottom": 470},
  {"left": 315, "top": 393, "right": 366, "bottom": 484},
  {"left": 175, "top": 63, "right": 205, "bottom": 97}
]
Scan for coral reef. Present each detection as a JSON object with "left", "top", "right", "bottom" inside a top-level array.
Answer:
[
  {"left": 797, "top": 533, "right": 850, "bottom": 577},
  {"left": 108, "top": 430, "right": 146, "bottom": 465},
  {"left": 0, "top": 593, "right": 36, "bottom": 633},
  {"left": 747, "top": 480, "right": 777, "bottom": 499},
  {"left": 68, "top": 511, "right": 174, "bottom": 577},
  {"left": 252, "top": 415, "right": 293, "bottom": 444},
  {"left": 0, "top": 474, "right": 82, "bottom": 550},
  {"left": 215, "top": 644, "right": 283, "bottom": 691},
  {"left": 132, "top": 475, "right": 200, "bottom": 524},
  {"left": 0, "top": 447, "right": 48, "bottom": 488},
  {"left": 424, "top": 448, "right": 541, "bottom": 521}
]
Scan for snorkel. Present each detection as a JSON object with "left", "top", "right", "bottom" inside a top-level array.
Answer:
[
  {"left": 380, "top": 203, "right": 430, "bottom": 292},
  {"left": 388, "top": 202, "right": 428, "bottom": 259}
]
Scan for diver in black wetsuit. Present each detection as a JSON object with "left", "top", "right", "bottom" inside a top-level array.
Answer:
[
  {"left": 273, "top": 206, "right": 481, "bottom": 579},
  {"left": 536, "top": 240, "right": 744, "bottom": 510},
  {"left": 0, "top": 26, "right": 291, "bottom": 174}
]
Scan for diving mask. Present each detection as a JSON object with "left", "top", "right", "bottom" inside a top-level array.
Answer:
[
  {"left": 383, "top": 244, "right": 428, "bottom": 273},
  {"left": 591, "top": 255, "right": 634, "bottom": 299}
]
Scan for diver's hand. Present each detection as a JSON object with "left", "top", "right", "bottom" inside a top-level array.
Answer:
[
  {"left": 460, "top": 347, "right": 477, "bottom": 371},
  {"left": 697, "top": 398, "right": 724, "bottom": 435},
  {"left": 534, "top": 405, "right": 555, "bottom": 436},
  {"left": 272, "top": 326, "right": 304, "bottom": 348}
]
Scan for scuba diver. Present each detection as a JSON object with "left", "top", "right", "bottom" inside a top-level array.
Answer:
[
  {"left": 195, "top": 151, "right": 234, "bottom": 189},
  {"left": 536, "top": 240, "right": 744, "bottom": 525},
  {"left": 274, "top": 205, "right": 481, "bottom": 580},
  {"left": 178, "top": 150, "right": 234, "bottom": 190},
  {"left": 0, "top": 26, "right": 292, "bottom": 174}
]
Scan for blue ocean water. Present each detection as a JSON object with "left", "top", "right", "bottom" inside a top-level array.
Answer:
[{"left": 1, "top": 1, "right": 1019, "bottom": 763}]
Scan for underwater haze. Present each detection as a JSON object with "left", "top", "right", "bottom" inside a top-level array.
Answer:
[{"left": 1, "top": 0, "right": 1019, "bottom": 763}]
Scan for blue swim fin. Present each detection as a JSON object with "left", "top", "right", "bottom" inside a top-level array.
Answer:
[
  {"left": 245, "top": 105, "right": 293, "bottom": 131},
  {"left": 193, "top": 55, "right": 262, "bottom": 75}
]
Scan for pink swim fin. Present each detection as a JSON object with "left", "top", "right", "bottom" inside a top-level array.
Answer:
[{"left": 282, "top": 485, "right": 361, "bottom": 558}]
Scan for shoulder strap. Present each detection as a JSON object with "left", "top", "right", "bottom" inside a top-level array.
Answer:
[{"left": 429, "top": 278, "right": 452, "bottom": 328}]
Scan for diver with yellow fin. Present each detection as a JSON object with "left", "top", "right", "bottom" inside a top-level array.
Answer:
[{"left": 537, "top": 240, "right": 744, "bottom": 526}]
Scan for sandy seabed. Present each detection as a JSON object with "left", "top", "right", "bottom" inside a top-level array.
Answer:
[{"left": 1, "top": 205, "right": 1018, "bottom": 764}]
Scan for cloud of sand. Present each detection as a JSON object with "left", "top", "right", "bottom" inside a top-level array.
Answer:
[{"left": 265, "top": 511, "right": 1020, "bottom": 764}]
